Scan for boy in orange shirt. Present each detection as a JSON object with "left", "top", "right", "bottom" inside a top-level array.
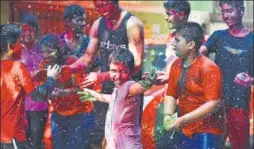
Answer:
[
  {"left": 0, "top": 24, "right": 60, "bottom": 149},
  {"left": 163, "top": 22, "right": 225, "bottom": 149}
]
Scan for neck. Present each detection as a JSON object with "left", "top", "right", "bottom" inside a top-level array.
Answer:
[
  {"left": 1, "top": 54, "right": 13, "bottom": 61},
  {"left": 183, "top": 52, "right": 199, "bottom": 68},
  {"left": 24, "top": 42, "right": 34, "bottom": 50},
  {"left": 105, "top": 8, "right": 122, "bottom": 29}
]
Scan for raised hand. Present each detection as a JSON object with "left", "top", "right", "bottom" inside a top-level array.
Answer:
[
  {"left": 138, "top": 69, "right": 157, "bottom": 89},
  {"left": 79, "top": 72, "right": 99, "bottom": 89},
  {"left": 47, "top": 64, "right": 61, "bottom": 79}
]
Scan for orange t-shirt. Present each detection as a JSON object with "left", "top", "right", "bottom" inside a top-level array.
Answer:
[
  {"left": 1, "top": 60, "right": 35, "bottom": 142},
  {"left": 37, "top": 60, "right": 93, "bottom": 116},
  {"left": 166, "top": 55, "right": 225, "bottom": 137}
]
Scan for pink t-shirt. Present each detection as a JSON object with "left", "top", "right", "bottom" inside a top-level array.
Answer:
[{"left": 105, "top": 81, "right": 142, "bottom": 149}]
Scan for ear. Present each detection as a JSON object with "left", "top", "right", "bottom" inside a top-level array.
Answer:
[
  {"left": 188, "top": 41, "right": 196, "bottom": 50},
  {"left": 65, "top": 19, "right": 71, "bottom": 27},
  {"left": 179, "top": 11, "right": 186, "bottom": 20},
  {"left": 7, "top": 43, "right": 13, "bottom": 56}
]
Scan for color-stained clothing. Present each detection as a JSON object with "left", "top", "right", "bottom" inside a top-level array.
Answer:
[
  {"left": 105, "top": 81, "right": 142, "bottom": 149},
  {"left": 1, "top": 60, "right": 55, "bottom": 143},
  {"left": 21, "top": 43, "right": 48, "bottom": 111},
  {"left": 205, "top": 30, "right": 253, "bottom": 110},
  {"left": 166, "top": 55, "right": 225, "bottom": 137}
]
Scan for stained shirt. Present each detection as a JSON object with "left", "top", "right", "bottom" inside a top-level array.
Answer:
[{"left": 105, "top": 81, "right": 142, "bottom": 149}]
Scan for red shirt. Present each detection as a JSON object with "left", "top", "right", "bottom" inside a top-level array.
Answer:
[
  {"left": 166, "top": 55, "right": 225, "bottom": 137},
  {"left": 37, "top": 60, "right": 93, "bottom": 116},
  {"left": 1, "top": 60, "right": 35, "bottom": 142}
]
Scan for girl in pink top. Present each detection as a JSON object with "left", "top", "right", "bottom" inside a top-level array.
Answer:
[{"left": 79, "top": 48, "right": 156, "bottom": 149}]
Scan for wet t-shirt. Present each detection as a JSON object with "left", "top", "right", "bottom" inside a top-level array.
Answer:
[{"left": 206, "top": 30, "right": 253, "bottom": 110}]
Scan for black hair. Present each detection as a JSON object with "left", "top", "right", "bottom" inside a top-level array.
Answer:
[
  {"left": 63, "top": 4, "right": 85, "bottom": 21},
  {"left": 1, "top": 24, "right": 22, "bottom": 55},
  {"left": 93, "top": 0, "right": 119, "bottom": 5},
  {"left": 39, "top": 34, "right": 66, "bottom": 65},
  {"left": 219, "top": 0, "right": 244, "bottom": 10},
  {"left": 164, "top": 0, "right": 191, "bottom": 18},
  {"left": 176, "top": 22, "right": 204, "bottom": 50},
  {"left": 21, "top": 14, "right": 40, "bottom": 37},
  {"left": 109, "top": 48, "right": 135, "bottom": 72}
]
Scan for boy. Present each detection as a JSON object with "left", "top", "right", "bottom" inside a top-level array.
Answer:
[
  {"left": 201, "top": 0, "right": 253, "bottom": 148},
  {"left": 163, "top": 22, "right": 225, "bottom": 149},
  {"left": 78, "top": 48, "right": 156, "bottom": 149},
  {"left": 1, "top": 24, "right": 60, "bottom": 149}
]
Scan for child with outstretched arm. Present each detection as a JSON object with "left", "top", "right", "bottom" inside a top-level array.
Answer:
[{"left": 78, "top": 48, "right": 156, "bottom": 149}]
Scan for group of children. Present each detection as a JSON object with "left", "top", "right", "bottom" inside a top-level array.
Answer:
[{"left": 1, "top": 0, "right": 253, "bottom": 149}]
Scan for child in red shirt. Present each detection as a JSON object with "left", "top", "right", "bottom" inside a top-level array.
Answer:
[{"left": 0, "top": 24, "right": 60, "bottom": 149}]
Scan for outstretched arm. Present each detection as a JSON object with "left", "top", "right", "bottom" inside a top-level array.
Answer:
[
  {"left": 78, "top": 88, "right": 111, "bottom": 103},
  {"left": 68, "top": 19, "right": 100, "bottom": 72},
  {"left": 128, "top": 69, "right": 156, "bottom": 96}
]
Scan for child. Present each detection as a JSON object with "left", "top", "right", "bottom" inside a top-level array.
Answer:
[
  {"left": 37, "top": 33, "right": 94, "bottom": 149},
  {"left": 78, "top": 48, "right": 156, "bottom": 149},
  {"left": 0, "top": 24, "right": 60, "bottom": 149},
  {"left": 163, "top": 22, "right": 225, "bottom": 149},
  {"left": 201, "top": 0, "right": 253, "bottom": 148}
]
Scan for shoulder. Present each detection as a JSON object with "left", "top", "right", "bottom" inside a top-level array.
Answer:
[
  {"left": 200, "top": 56, "right": 221, "bottom": 73},
  {"left": 126, "top": 14, "right": 143, "bottom": 30},
  {"left": 209, "top": 29, "right": 228, "bottom": 38}
]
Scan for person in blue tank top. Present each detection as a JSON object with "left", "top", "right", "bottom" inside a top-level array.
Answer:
[
  {"left": 67, "top": 0, "right": 144, "bottom": 148},
  {"left": 201, "top": 0, "right": 253, "bottom": 148}
]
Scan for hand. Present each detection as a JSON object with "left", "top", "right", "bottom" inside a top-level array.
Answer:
[
  {"left": 79, "top": 72, "right": 99, "bottom": 89},
  {"left": 164, "top": 115, "right": 185, "bottom": 132},
  {"left": 156, "top": 71, "right": 168, "bottom": 85},
  {"left": 163, "top": 113, "right": 178, "bottom": 131},
  {"left": 77, "top": 88, "right": 96, "bottom": 102},
  {"left": 138, "top": 69, "right": 157, "bottom": 89},
  {"left": 47, "top": 64, "right": 61, "bottom": 79},
  {"left": 234, "top": 72, "right": 253, "bottom": 87}
]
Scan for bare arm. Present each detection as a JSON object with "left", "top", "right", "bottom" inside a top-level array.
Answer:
[
  {"left": 79, "top": 88, "right": 111, "bottom": 103},
  {"left": 127, "top": 16, "right": 144, "bottom": 74},
  {"left": 69, "top": 19, "right": 101, "bottom": 72},
  {"left": 164, "top": 95, "right": 177, "bottom": 115}
]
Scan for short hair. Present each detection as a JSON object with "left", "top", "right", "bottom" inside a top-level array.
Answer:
[
  {"left": 63, "top": 4, "right": 85, "bottom": 21},
  {"left": 164, "top": 0, "right": 191, "bottom": 18},
  {"left": 176, "top": 22, "right": 204, "bottom": 50},
  {"left": 21, "top": 14, "right": 40, "bottom": 37},
  {"left": 1, "top": 24, "right": 22, "bottom": 54},
  {"left": 109, "top": 48, "right": 135, "bottom": 72},
  {"left": 219, "top": 0, "right": 244, "bottom": 10}
]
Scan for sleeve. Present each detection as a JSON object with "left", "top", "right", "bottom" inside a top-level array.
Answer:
[
  {"left": 201, "top": 63, "right": 222, "bottom": 101},
  {"left": 205, "top": 31, "right": 221, "bottom": 54},
  {"left": 19, "top": 62, "right": 57, "bottom": 101},
  {"left": 19, "top": 62, "right": 36, "bottom": 93},
  {"left": 166, "top": 60, "right": 178, "bottom": 98}
]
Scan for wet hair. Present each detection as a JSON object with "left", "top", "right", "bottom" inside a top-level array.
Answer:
[
  {"left": 109, "top": 48, "right": 135, "bottom": 72},
  {"left": 21, "top": 14, "right": 40, "bottom": 37},
  {"left": 63, "top": 4, "right": 85, "bottom": 21},
  {"left": 1, "top": 24, "right": 22, "bottom": 54},
  {"left": 164, "top": 0, "right": 191, "bottom": 18},
  {"left": 176, "top": 22, "right": 204, "bottom": 50},
  {"left": 219, "top": 0, "right": 244, "bottom": 11},
  {"left": 39, "top": 34, "right": 66, "bottom": 64}
]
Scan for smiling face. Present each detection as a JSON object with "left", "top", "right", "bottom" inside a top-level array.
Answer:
[
  {"left": 109, "top": 62, "right": 131, "bottom": 87},
  {"left": 41, "top": 45, "right": 58, "bottom": 64},
  {"left": 94, "top": 0, "right": 118, "bottom": 19},
  {"left": 220, "top": 3, "right": 243, "bottom": 28},
  {"left": 165, "top": 9, "right": 185, "bottom": 29}
]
